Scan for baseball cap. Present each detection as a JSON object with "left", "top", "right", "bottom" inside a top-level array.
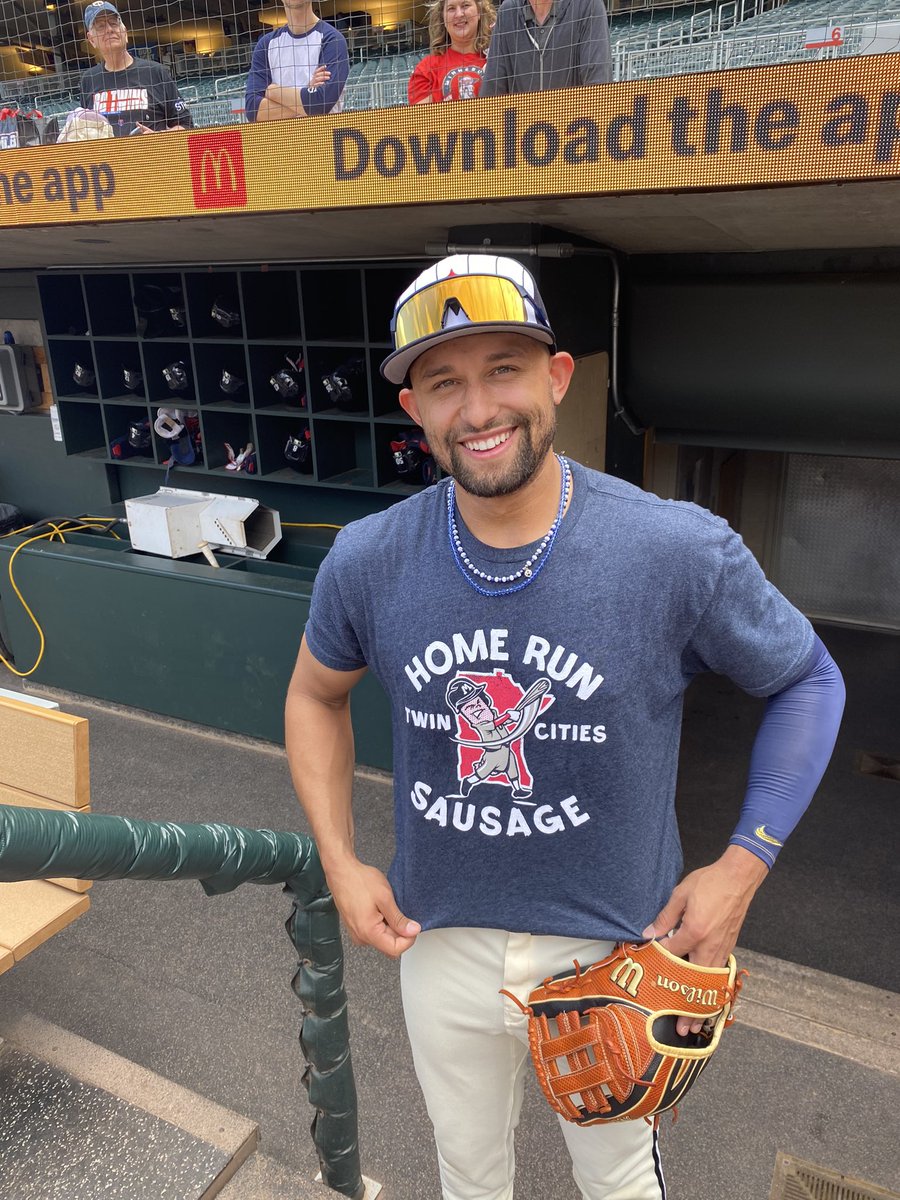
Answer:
[
  {"left": 84, "top": 1, "right": 120, "bottom": 30},
  {"left": 380, "top": 254, "right": 556, "bottom": 385}
]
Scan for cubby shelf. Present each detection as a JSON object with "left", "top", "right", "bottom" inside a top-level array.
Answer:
[{"left": 39, "top": 261, "right": 435, "bottom": 494}]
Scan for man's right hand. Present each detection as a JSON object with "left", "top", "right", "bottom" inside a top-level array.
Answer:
[
  {"left": 308, "top": 65, "right": 331, "bottom": 88},
  {"left": 328, "top": 858, "right": 420, "bottom": 958}
]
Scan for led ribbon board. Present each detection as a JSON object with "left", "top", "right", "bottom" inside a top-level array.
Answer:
[{"left": 1, "top": 53, "right": 899, "bottom": 228}]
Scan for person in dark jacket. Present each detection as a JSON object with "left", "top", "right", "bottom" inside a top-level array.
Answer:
[
  {"left": 80, "top": 1, "right": 193, "bottom": 135},
  {"left": 480, "top": 0, "right": 611, "bottom": 94}
]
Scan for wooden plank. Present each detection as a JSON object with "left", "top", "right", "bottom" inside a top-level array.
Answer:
[
  {"left": 0, "top": 945, "right": 14, "bottom": 976},
  {"left": 0, "top": 696, "right": 90, "bottom": 808},
  {"left": 0, "top": 783, "right": 89, "bottom": 812},
  {"left": 33, "top": 345, "right": 54, "bottom": 410},
  {"left": 0, "top": 794, "right": 93, "bottom": 893},
  {"left": 0, "top": 880, "right": 90, "bottom": 962}
]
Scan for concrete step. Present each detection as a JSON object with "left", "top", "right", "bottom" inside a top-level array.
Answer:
[
  {"left": 217, "top": 1152, "right": 382, "bottom": 1199},
  {"left": 0, "top": 1011, "right": 257, "bottom": 1200},
  {"left": 216, "top": 1152, "right": 326, "bottom": 1200}
]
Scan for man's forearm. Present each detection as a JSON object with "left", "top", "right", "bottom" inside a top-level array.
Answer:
[
  {"left": 256, "top": 95, "right": 297, "bottom": 121},
  {"left": 730, "top": 635, "right": 845, "bottom": 867},
  {"left": 264, "top": 85, "right": 308, "bottom": 116},
  {"left": 285, "top": 686, "right": 357, "bottom": 872}
]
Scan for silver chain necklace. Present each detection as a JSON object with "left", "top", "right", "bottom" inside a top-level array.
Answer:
[{"left": 447, "top": 455, "right": 571, "bottom": 598}]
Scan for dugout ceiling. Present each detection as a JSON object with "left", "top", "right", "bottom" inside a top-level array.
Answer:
[{"left": 0, "top": 180, "right": 900, "bottom": 269}]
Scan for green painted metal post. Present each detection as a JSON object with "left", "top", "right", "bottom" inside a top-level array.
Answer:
[{"left": 0, "top": 806, "right": 365, "bottom": 1200}]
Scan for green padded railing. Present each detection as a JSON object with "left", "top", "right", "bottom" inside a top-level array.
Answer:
[{"left": 0, "top": 806, "right": 365, "bottom": 1200}]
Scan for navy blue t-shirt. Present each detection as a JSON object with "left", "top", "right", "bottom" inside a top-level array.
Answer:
[{"left": 304, "top": 461, "right": 814, "bottom": 942}]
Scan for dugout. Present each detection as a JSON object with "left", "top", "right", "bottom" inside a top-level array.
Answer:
[{"left": 0, "top": 53, "right": 897, "bottom": 771}]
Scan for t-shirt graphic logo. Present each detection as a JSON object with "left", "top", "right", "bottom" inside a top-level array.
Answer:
[
  {"left": 93, "top": 87, "right": 149, "bottom": 116},
  {"left": 445, "top": 671, "right": 554, "bottom": 804},
  {"left": 441, "top": 63, "right": 484, "bottom": 101}
]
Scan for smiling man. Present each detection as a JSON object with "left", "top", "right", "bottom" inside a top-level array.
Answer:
[
  {"left": 284, "top": 254, "right": 845, "bottom": 1199},
  {"left": 80, "top": 1, "right": 192, "bottom": 135}
]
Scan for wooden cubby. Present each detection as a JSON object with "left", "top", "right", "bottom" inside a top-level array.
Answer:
[{"left": 40, "top": 262, "right": 433, "bottom": 495}]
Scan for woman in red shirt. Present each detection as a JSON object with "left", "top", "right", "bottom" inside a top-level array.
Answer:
[{"left": 408, "top": 0, "right": 495, "bottom": 104}]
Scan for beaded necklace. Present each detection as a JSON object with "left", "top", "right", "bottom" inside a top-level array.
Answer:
[{"left": 447, "top": 454, "right": 571, "bottom": 598}]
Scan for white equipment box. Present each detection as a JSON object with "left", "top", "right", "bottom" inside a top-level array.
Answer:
[
  {"left": 0, "top": 345, "right": 41, "bottom": 412},
  {"left": 125, "top": 487, "right": 282, "bottom": 560}
]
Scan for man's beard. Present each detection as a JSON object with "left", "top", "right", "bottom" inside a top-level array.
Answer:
[{"left": 430, "top": 401, "right": 558, "bottom": 499}]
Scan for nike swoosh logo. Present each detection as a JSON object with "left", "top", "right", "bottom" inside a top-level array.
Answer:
[{"left": 755, "top": 824, "right": 784, "bottom": 847}]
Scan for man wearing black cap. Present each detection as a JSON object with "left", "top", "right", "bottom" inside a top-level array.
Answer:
[
  {"left": 285, "top": 254, "right": 845, "bottom": 1197},
  {"left": 80, "top": 2, "right": 193, "bottom": 136}
]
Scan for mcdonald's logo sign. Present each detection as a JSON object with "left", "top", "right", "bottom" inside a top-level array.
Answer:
[{"left": 188, "top": 130, "right": 247, "bottom": 209}]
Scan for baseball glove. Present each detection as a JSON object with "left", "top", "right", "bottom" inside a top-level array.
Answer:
[{"left": 502, "top": 939, "right": 745, "bottom": 1125}]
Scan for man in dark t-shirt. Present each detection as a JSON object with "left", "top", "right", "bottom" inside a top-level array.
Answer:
[{"left": 80, "top": 1, "right": 193, "bottom": 136}]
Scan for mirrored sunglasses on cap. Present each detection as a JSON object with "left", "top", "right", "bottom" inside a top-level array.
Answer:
[{"left": 382, "top": 274, "right": 554, "bottom": 384}]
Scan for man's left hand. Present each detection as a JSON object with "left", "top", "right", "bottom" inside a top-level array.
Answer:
[{"left": 642, "top": 844, "right": 768, "bottom": 1034}]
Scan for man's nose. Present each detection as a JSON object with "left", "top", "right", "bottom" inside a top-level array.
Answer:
[{"left": 459, "top": 382, "right": 500, "bottom": 429}]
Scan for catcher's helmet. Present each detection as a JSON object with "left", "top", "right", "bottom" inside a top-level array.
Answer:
[
  {"left": 134, "top": 283, "right": 184, "bottom": 338},
  {"left": 211, "top": 295, "right": 241, "bottom": 330},
  {"left": 122, "top": 365, "right": 143, "bottom": 391},
  {"left": 322, "top": 356, "right": 366, "bottom": 411},
  {"left": 127, "top": 418, "right": 152, "bottom": 451},
  {"left": 284, "top": 429, "right": 312, "bottom": 465},
  {"left": 162, "top": 360, "right": 189, "bottom": 392},
  {"left": 72, "top": 361, "right": 95, "bottom": 388},
  {"left": 270, "top": 354, "right": 305, "bottom": 402},
  {"left": 219, "top": 368, "right": 245, "bottom": 395}
]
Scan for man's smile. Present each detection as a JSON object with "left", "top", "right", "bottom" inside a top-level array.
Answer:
[{"left": 460, "top": 429, "right": 514, "bottom": 454}]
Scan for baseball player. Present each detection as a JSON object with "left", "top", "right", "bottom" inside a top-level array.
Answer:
[{"left": 285, "top": 255, "right": 845, "bottom": 1198}]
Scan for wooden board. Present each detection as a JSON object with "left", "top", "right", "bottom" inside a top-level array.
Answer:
[
  {"left": 0, "top": 783, "right": 89, "bottom": 811},
  {"left": 0, "top": 696, "right": 90, "bottom": 808},
  {"left": 555, "top": 352, "right": 608, "bottom": 473},
  {"left": 32, "top": 345, "right": 54, "bottom": 410},
  {"left": 0, "top": 880, "right": 90, "bottom": 962}
]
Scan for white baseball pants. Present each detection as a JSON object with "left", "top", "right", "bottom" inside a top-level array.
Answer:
[{"left": 400, "top": 927, "right": 667, "bottom": 1200}]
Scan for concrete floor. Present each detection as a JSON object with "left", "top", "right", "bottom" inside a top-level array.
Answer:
[{"left": 0, "top": 620, "right": 898, "bottom": 1198}]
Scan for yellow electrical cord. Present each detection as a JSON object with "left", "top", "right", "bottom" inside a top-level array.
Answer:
[
  {"left": 0, "top": 518, "right": 122, "bottom": 678},
  {"left": 282, "top": 522, "right": 343, "bottom": 531},
  {"left": 1, "top": 518, "right": 335, "bottom": 678}
]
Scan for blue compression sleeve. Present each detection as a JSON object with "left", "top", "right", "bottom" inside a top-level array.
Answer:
[{"left": 729, "top": 635, "right": 845, "bottom": 869}]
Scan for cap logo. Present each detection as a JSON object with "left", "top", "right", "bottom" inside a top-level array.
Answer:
[{"left": 441, "top": 298, "right": 471, "bottom": 329}]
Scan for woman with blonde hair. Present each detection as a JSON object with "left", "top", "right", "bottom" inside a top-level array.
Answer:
[{"left": 408, "top": 0, "right": 495, "bottom": 104}]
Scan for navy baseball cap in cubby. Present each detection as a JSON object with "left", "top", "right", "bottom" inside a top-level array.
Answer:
[{"left": 85, "top": 2, "right": 121, "bottom": 30}]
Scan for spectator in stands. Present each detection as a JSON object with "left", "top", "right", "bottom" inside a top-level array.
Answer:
[
  {"left": 245, "top": 0, "right": 349, "bottom": 120},
  {"left": 408, "top": 0, "right": 496, "bottom": 104},
  {"left": 80, "top": 2, "right": 193, "bottom": 135},
  {"left": 480, "top": 0, "right": 611, "bottom": 94}
]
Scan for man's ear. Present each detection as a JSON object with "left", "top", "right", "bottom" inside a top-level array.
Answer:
[
  {"left": 548, "top": 351, "right": 575, "bottom": 407},
  {"left": 399, "top": 386, "right": 421, "bottom": 425}
]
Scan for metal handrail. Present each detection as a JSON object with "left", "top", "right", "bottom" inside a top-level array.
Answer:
[{"left": 0, "top": 806, "right": 365, "bottom": 1200}]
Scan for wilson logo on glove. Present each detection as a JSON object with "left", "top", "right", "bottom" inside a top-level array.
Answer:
[{"left": 502, "top": 939, "right": 746, "bottom": 1126}]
